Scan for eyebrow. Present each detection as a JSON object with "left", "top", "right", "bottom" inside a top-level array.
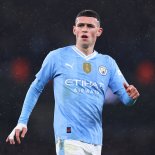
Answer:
[
  {"left": 77, "top": 23, "right": 96, "bottom": 27},
  {"left": 75, "top": 18, "right": 100, "bottom": 27}
]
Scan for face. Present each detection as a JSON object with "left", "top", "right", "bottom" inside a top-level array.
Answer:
[{"left": 73, "top": 16, "right": 103, "bottom": 49}]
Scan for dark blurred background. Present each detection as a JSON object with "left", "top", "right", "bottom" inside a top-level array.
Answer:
[{"left": 0, "top": 0, "right": 155, "bottom": 155}]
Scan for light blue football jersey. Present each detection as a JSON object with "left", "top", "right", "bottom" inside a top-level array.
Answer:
[{"left": 18, "top": 45, "right": 135, "bottom": 145}]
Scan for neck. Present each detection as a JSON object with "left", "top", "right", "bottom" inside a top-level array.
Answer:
[{"left": 75, "top": 44, "right": 94, "bottom": 56}]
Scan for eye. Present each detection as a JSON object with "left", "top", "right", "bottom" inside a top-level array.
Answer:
[
  {"left": 87, "top": 24, "right": 95, "bottom": 28},
  {"left": 77, "top": 23, "right": 84, "bottom": 27}
]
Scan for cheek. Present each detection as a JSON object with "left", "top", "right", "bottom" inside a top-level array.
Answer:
[
  {"left": 74, "top": 31, "right": 80, "bottom": 38},
  {"left": 90, "top": 31, "right": 97, "bottom": 38}
]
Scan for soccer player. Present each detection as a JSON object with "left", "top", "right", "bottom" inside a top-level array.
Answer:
[{"left": 6, "top": 10, "right": 140, "bottom": 155}]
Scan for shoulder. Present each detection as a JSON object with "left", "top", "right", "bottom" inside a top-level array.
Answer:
[
  {"left": 97, "top": 53, "right": 116, "bottom": 62},
  {"left": 43, "top": 46, "right": 73, "bottom": 65},
  {"left": 47, "top": 45, "right": 73, "bottom": 57}
]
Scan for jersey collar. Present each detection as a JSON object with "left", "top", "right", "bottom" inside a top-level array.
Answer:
[{"left": 71, "top": 45, "right": 98, "bottom": 61}]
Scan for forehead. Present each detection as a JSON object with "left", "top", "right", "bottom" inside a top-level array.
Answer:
[{"left": 75, "top": 16, "right": 99, "bottom": 26}]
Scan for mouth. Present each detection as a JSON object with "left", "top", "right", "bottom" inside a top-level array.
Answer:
[{"left": 81, "top": 35, "right": 88, "bottom": 39}]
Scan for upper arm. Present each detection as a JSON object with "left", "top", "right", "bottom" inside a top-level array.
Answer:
[
  {"left": 108, "top": 58, "right": 127, "bottom": 93},
  {"left": 35, "top": 51, "right": 57, "bottom": 86},
  {"left": 108, "top": 58, "right": 135, "bottom": 105}
]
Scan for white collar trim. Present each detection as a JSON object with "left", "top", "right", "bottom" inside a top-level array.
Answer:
[{"left": 72, "top": 46, "right": 98, "bottom": 60}]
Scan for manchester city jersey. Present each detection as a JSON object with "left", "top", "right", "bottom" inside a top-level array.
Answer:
[{"left": 18, "top": 45, "right": 134, "bottom": 145}]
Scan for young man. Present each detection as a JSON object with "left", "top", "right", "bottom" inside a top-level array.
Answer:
[{"left": 6, "top": 10, "right": 140, "bottom": 155}]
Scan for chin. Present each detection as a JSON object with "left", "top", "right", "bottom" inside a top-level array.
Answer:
[{"left": 81, "top": 44, "right": 89, "bottom": 49}]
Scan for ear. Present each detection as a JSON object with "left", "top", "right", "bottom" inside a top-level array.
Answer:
[
  {"left": 96, "top": 28, "right": 103, "bottom": 37},
  {"left": 73, "top": 26, "right": 76, "bottom": 35}
]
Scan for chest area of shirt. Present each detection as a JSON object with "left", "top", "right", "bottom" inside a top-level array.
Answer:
[{"left": 59, "top": 56, "right": 110, "bottom": 82}]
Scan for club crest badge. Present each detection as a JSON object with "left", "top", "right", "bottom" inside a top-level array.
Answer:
[
  {"left": 83, "top": 63, "right": 91, "bottom": 73},
  {"left": 99, "top": 66, "right": 107, "bottom": 75}
]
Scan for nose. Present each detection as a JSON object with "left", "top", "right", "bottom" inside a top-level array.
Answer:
[{"left": 82, "top": 25, "right": 88, "bottom": 32}]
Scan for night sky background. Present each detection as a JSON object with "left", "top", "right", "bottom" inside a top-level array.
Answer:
[{"left": 0, "top": 0, "right": 155, "bottom": 155}]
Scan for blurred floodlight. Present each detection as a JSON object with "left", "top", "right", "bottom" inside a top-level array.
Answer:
[
  {"left": 10, "top": 58, "right": 30, "bottom": 83},
  {"left": 136, "top": 60, "right": 155, "bottom": 85}
]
